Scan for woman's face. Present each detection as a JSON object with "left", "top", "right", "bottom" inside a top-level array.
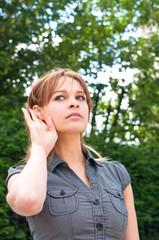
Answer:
[{"left": 35, "top": 76, "right": 89, "bottom": 135}]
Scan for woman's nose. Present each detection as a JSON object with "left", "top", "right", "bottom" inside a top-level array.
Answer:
[
  {"left": 69, "top": 98, "right": 79, "bottom": 109},
  {"left": 69, "top": 103, "right": 79, "bottom": 109}
]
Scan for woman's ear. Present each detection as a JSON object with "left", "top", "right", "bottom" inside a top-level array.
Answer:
[{"left": 32, "top": 105, "right": 44, "bottom": 120}]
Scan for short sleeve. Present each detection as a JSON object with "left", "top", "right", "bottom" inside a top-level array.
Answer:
[
  {"left": 5, "top": 165, "right": 25, "bottom": 187},
  {"left": 112, "top": 161, "right": 131, "bottom": 191}
]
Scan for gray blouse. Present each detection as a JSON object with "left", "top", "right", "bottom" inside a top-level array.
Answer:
[{"left": 6, "top": 150, "right": 131, "bottom": 240}]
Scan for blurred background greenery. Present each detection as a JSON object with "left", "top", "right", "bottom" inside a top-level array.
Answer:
[{"left": 0, "top": 0, "right": 159, "bottom": 239}]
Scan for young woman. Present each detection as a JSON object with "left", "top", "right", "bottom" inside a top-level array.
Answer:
[{"left": 6, "top": 68, "right": 139, "bottom": 240}]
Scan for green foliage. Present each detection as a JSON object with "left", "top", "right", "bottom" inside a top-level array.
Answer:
[{"left": 0, "top": 95, "right": 31, "bottom": 239}]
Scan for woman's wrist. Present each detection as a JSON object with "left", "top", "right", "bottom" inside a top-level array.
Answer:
[{"left": 30, "top": 143, "right": 47, "bottom": 159}]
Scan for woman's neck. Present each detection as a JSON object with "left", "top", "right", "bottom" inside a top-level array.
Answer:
[
  {"left": 54, "top": 134, "right": 86, "bottom": 169},
  {"left": 54, "top": 133, "right": 91, "bottom": 189}
]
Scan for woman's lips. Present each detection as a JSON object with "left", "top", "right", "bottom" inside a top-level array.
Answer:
[{"left": 66, "top": 112, "right": 82, "bottom": 119}]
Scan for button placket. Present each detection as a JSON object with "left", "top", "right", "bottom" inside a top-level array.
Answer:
[{"left": 60, "top": 163, "right": 106, "bottom": 238}]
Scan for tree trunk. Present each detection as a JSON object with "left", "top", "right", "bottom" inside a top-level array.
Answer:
[
  {"left": 104, "top": 100, "right": 112, "bottom": 132},
  {"left": 90, "top": 85, "right": 101, "bottom": 134},
  {"left": 112, "top": 87, "right": 125, "bottom": 127},
  {"left": 109, "top": 87, "right": 126, "bottom": 140}
]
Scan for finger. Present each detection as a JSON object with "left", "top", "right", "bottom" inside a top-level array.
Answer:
[
  {"left": 29, "top": 109, "right": 41, "bottom": 123},
  {"left": 21, "top": 108, "right": 33, "bottom": 126},
  {"left": 46, "top": 117, "right": 56, "bottom": 131}
]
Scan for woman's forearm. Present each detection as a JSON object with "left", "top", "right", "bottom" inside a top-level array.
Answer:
[{"left": 7, "top": 144, "right": 48, "bottom": 216}]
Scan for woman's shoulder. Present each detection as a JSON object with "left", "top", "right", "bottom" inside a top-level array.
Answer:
[
  {"left": 102, "top": 159, "right": 129, "bottom": 171},
  {"left": 97, "top": 159, "right": 131, "bottom": 190},
  {"left": 97, "top": 158, "right": 127, "bottom": 168},
  {"left": 8, "top": 164, "right": 25, "bottom": 174},
  {"left": 5, "top": 165, "right": 25, "bottom": 186}
]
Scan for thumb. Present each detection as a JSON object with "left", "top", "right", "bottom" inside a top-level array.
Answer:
[{"left": 47, "top": 117, "right": 56, "bottom": 131}]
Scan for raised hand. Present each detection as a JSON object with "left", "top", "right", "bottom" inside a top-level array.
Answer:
[{"left": 22, "top": 108, "right": 58, "bottom": 156}]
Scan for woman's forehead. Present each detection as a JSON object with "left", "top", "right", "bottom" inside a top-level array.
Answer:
[{"left": 54, "top": 76, "right": 84, "bottom": 92}]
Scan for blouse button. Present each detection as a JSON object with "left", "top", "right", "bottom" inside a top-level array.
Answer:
[
  {"left": 96, "top": 223, "right": 103, "bottom": 230},
  {"left": 92, "top": 198, "right": 100, "bottom": 205},
  {"left": 60, "top": 190, "right": 65, "bottom": 196}
]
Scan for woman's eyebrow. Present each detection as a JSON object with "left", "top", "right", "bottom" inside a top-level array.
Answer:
[
  {"left": 53, "top": 90, "right": 85, "bottom": 94},
  {"left": 53, "top": 90, "right": 67, "bottom": 94},
  {"left": 77, "top": 90, "right": 85, "bottom": 94}
]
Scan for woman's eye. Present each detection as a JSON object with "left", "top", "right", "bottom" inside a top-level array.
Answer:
[
  {"left": 55, "top": 95, "right": 65, "bottom": 100},
  {"left": 76, "top": 95, "right": 85, "bottom": 100}
]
